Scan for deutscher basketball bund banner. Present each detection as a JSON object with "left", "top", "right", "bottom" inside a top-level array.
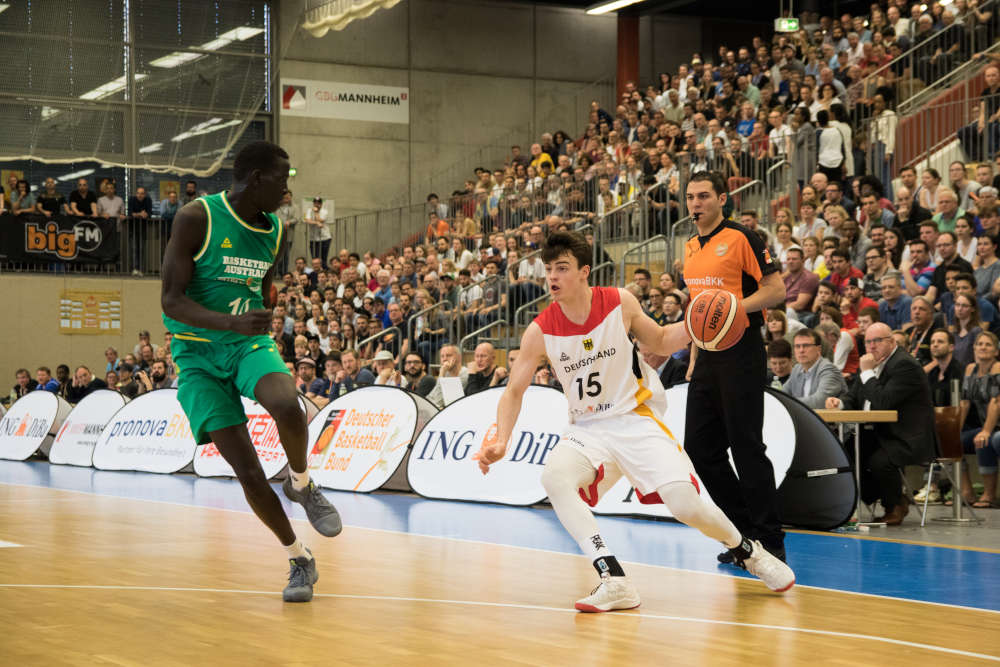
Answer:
[
  {"left": 0, "top": 212, "right": 121, "bottom": 263},
  {"left": 280, "top": 78, "right": 409, "bottom": 124}
]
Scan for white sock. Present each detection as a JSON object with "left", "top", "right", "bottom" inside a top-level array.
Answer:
[
  {"left": 284, "top": 538, "right": 311, "bottom": 560},
  {"left": 289, "top": 467, "right": 310, "bottom": 491}
]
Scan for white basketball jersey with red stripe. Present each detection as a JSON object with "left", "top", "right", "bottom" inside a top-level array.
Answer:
[{"left": 534, "top": 286, "right": 667, "bottom": 423}]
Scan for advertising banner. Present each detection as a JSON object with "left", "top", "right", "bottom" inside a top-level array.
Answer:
[
  {"left": 280, "top": 78, "right": 409, "bottom": 124},
  {"left": 48, "top": 390, "right": 127, "bottom": 467},
  {"left": 92, "top": 389, "right": 197, "bottom": 474},
  {"left": 194, "top": 396, "right": 316, "bottom": 479},
  {"left": 588, "top": 384, "right": 796, "bottom": 518},
  {"left": 0, "top": 392, "right": 73, "bottom": 461},
  {"left": 407, "top": 386, "right": 568, "bottom": 506},
  {"left": 306, "top": 386, "right": 430, "bottom": 492},
  {"left": 0, "top": 212, "right": 121, "bottom": 263}
]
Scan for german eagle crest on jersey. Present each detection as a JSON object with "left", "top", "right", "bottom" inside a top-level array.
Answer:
[{"left": 583, "top": 338, "right": 594, "bottom": 351}]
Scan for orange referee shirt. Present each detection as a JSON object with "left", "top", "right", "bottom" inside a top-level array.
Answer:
[{"left": 683, "top": 219, "right": 778, "bottom": 328}]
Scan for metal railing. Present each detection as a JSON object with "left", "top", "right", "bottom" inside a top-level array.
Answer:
[
  {"left": 459, "top": 319, "right": 507, "bottom": 354},
  {"left": 356, "top": 326, "right": 402, "bottom": 365},
  {"left": 455, "top": 273, "right": 507, "bottom": 345},
  {"left": 849, "top": 1, "right": 999, "bottom": 131},
  {"left": 511, "top": 291, "right": 550, "bottom": 343},
  {"left": 406, "top": 300, "right": 454, "bottom": 367},
  {"left": 860, "top": 89, "right": 1000, "bottom": 183},
  {"left": 620, "top": 234, "right": 669, "bottom": 290}
]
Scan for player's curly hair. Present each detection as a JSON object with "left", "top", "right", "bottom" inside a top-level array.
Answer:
[{"left": 541, "top": 230, "right": 591, "bottom": 270}]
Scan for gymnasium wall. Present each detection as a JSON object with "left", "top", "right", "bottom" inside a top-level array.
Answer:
[
  {"left": 276, "top": 0, "right": 708, "bottom": 216},
  {"left": 0, "top": 275, "right": 166, "bottom": 388}
]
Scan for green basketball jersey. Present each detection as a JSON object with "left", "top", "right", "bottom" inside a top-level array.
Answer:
[{"left": 163, "top": 191, "right": 283, "bottom": 345}]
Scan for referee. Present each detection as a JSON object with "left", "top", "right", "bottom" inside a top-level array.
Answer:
[{"left": 681, "top": 171, "right": 788, "bottom": 563}]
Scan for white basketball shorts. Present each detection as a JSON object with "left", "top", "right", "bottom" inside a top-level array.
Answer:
[{"left": 560, "top": 406, "right": 697, "bottom": 496}]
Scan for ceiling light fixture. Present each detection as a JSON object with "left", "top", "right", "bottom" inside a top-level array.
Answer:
[
  {"left": 150, "top": 25, "right": 265, "bottom": 69},
  {"left": 57, "top": 168, "right": 96, "bottom": 182},
  {"left": 585, "top": 0, "right": 647, "bottom": 15}
]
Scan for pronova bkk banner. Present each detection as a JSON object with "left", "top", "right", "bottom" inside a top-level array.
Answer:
[
  {"left": 407, "top": 386, "right": 568, "bottom": 505},
  {"left": 0, "top": 391, "right": 73, "bottom": 461},
  {"left": 588, "top": 383, "right": 795, "bottom": 518},
  {"left": 48, "top": 390, "right": 127, "bottom": 467},
  {"left": 194, "top": 396, "right": 319, "bottom": 479},
  {"left": 92, "top": 389, "right": 197, "bottom": 474},
  {"left": 307, "top": 386, "right": 436, "bottom": 492}
]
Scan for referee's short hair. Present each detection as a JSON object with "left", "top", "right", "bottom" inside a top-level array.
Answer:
[
  {"left": 541, "top": 230, "right": 591, "bottom": 269},
  {"left": 689, "top": 170, "right": 727, "bottom": 196}
]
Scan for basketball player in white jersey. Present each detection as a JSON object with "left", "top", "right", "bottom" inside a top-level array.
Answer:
[{"left": 474, "top": 231, "right": 794, "bottom": 611}]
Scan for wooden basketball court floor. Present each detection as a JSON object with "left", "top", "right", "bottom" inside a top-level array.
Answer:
[{"left": 0, "top": 460, "right": 998, "bottom": 665}]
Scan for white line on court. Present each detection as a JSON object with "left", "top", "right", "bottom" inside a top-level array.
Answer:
[
  {"left": 4, "top": 480, "right": 999, "bottom": 616},
  {"left": 0, "top": 541, "right": 23, "bottom": 548},
  {"left": 0, "top": 583, "right": 996, "bottom": 662}
]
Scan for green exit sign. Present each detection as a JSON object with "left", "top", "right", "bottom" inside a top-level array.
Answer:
[{"left": 774, "top": 17, "right": 799, "bottom": 33}]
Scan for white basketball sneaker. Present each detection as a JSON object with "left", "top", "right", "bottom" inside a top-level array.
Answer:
[
  {"left": 740, "top": 540, "right": 796, "bottom": 592},
  {"left": 574, "top": 574, "right": 641, "bottom": 612}
]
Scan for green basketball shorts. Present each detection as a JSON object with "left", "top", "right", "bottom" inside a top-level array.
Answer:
[{"left": 171, "top": 334, "right": 291, "bottom": 444}]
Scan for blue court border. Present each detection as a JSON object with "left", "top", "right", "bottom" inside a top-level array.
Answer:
[{"left": 1, "top": 460, "right": 998, "bottom": 612}]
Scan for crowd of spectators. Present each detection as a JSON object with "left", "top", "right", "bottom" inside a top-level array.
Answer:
[{"left": 8, "top": 1, "right": 1000, "bottom": 520}]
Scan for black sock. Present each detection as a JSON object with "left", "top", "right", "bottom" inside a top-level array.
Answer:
[
  {"left": 729, "top": 537, "right": 754, "bottom": 562},
  {"left": 593, "top": 555, "right": 626, "bottom": 577}
]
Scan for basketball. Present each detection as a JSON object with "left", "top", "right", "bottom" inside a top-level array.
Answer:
[{"left": 685, "top": 289, "right": 748, "bottom": 351}]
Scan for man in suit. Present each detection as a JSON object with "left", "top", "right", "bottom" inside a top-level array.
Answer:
[
  {"left": 825, "top": 323, "right": 937, "bottom": 525},
  {"left": 783, "top": 330, "right": 847, "bottom": 409},
  {"left": 638, "top": 341, "right": 688, "bottom": 390}
]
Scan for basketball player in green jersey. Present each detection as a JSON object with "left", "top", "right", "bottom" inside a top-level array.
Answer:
[{"left": 161, "top": 141, "right": 340, "bottom": 602}]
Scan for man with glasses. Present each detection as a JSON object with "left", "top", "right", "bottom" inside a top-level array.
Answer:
[
  {"left": 862, "top": 247, "right": 890, "bottom": 301},
  {"left": 926, "top": 231, "right": 973, "bottom": 304},
  {"left": 784, "top": 329, "right": 847, "bottom": 409},
  {"left": 825, "top": 323, "right": 936, "bottom": 526},
  {"left": 824, "top": 181, "right": 855, "bottom": 218}
]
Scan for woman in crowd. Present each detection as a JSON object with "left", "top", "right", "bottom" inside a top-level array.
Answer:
[
  {"left": 817, "top": 305, "right": 859, "bottom": 377},
  {"left": 884, "top": 227, "right": 905, "bottom": 268},
  {"left": 645, "top": 286, "right": 668, "bottom": 325},
  {"left": 956, "top": 217, "right": 979, "bottom": 264},
  {"left": 795, "top": 199, "right": 827, "bottom": 240},
  {"left": 918, "top": 168, "right": 942, "bottom": 212},
  {"left": 765, "top": 309, "right": 805, "bottom": 344},
  {"left": 959, "top": 331, "right": 1000, "bottom": 508},
  {"left": 802, "top": 236, "right": 828, "bottom": 278},
  {"left": 341, "top": 322, "right": 358, "bottom": 353},
  {"left": 773, "top": 220, "right": 800, "bottom": 271},
  {"left": 974, "top": 234, "right": 1000, "bottom": 298},
  {"left": 952, "top": 294, "right": 984, "bottom": 368}
]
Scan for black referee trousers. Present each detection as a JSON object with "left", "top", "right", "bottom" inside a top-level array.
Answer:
[{"left": 683, "top": 326, "right": 785, "bottom": 552}]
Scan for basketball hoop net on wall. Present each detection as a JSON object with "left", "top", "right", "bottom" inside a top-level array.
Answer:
[{"left": 301, "top": 0, "right": 404, "bottom": 37}]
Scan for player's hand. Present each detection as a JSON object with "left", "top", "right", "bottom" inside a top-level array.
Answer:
[
  {"left": 473, "top": 432, "right": 507, "bottom": 475},
  {"left": 230, "top": 309, "right": 272, "bottom": 336}
]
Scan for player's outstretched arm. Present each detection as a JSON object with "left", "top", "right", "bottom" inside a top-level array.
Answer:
[
  {"left": 161, "top": 202, "right": 271, "bottom": 336},
  {"left": 620, "top": 287, "right": 690, "bottom": 357},
  {"left": 473, "top": 322, "right": 546, "bottom": 475}
]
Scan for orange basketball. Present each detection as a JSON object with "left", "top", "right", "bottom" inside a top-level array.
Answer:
[{"left": 685, "top": 289, "right": 748, "bottom": 351}]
